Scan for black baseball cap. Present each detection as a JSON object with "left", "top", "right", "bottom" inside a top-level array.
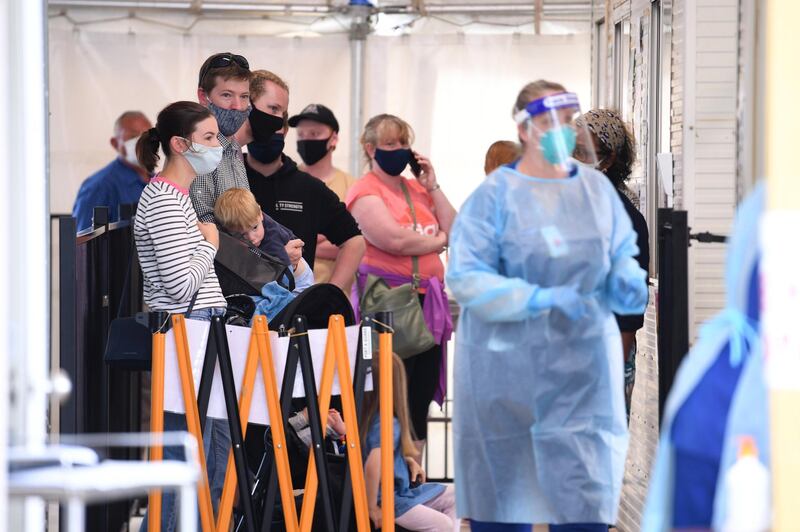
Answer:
[{"left": 288, "top": 104, "right": 340, "bottom": 132}]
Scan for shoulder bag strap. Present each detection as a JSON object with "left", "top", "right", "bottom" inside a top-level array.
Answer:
[
  {"left": 398, "top": 180, "right": 421, "bottom": 291},
  {"left": 185, "top": 289, "right": 200, "bottom": 315}
]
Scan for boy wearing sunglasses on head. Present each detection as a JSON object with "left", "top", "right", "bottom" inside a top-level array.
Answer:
[
  {"left": 190, "top": 52, "right": 253, "bottom": 223},
  {"left": 191, "top": 53, "right": 305, "bottom": 270}
]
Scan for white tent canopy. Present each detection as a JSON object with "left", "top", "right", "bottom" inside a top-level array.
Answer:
[{"left": 49, "top": 0, "right": 592, "bottom": 214}]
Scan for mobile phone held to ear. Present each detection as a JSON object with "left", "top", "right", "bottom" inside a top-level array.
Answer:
[{"left": 409, "top": 153, "right": 422, "bottom": 177}]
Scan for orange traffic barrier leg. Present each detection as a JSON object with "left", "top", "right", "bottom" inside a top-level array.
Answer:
[
  {"left": 253, "top": 316, "right": 299, "bottom": 532},
  {"left": 296, "top": 317, "right": 338, "bottom": 532},
  {"left": 379, "top": 323, "right": 395, "bottom": 532},
  {"left": 148, "top": 330, "right": 166, "bottom": 532},
  {"left": 330, "top": 316, "right": 371, "bottom": 532},
  {"left": 300, "top": 315, "right": 372, "bottom": 532},
  {"left": 216, "top": 332, "right": 258, "bottom": 531},
  {"left": 173, "top": 315, "right": 216, "bottom": 532}
]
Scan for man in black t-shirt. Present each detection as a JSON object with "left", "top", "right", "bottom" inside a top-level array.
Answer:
[{"left": 235, "top": 69, "right": 365, "bottom": 292}]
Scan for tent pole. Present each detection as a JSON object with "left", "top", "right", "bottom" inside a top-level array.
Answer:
[{"left": 348, "top": 3, "right": 370, "bottom": 178}]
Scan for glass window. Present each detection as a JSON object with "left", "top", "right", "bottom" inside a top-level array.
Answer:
[
  {"left": 594, "top": 18, "right": 608, "bottom": 108},
  {"left": 613, "top": 19, "right": 631, "bottom": 120}
]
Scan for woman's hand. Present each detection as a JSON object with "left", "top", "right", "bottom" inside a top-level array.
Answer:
[
  {"left": 369, "top": 506, "right": 382, "bottom": 529},
  {"left": 405, "top": 456, "right": 426, "bottom": 484},
  {"left": 413, "top": 152, "right": 439, "bottom": 192},
  {"left": 197, "top": 222, "right": 219, "bottom": 249},
  {"left": 284, "top": 238, "right": 304, "bottom": 267}
]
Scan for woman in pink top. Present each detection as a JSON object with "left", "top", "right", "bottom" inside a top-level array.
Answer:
[{"left": 346, "top": 114, "right": 457, "bottom": 455}]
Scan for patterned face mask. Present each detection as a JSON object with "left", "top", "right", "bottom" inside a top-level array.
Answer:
[{"left": 207, "top": 101, "right": 251, "bottom": 137}]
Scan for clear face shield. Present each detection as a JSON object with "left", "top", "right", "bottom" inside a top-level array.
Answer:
[{"left": 514, "top": 92, "right": 599, "bottom": 172}]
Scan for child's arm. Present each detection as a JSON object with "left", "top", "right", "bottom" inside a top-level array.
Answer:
[
  {"left": 293, "top": 256, "right": 306, "bottom": 275},
  {"left": 326, "top": 409, "right": 346, "bottom": 438},
  {"left": 365, "top": 448, "right": 382, "bottom": 529},
  {"left": 291, "top": 258, "right": 315, "bottom": 294}
]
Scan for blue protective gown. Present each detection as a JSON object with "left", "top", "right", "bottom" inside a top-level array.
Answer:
[
  {"left": 447, "top": 163, "right": 648, "bottom": 525},
  {"left": 642, "top": 182, "right": 764, "bottom": 531}
]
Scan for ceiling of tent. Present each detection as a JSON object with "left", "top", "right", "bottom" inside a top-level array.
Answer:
[{"left": 47, "top": 0, "right": 595, "bottom": 36}]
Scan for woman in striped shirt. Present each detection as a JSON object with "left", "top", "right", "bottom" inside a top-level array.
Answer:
[
  {"left": 134, "top": 101, "right": 228, "bottom": 531},
  {"left": 135, "top": 101, "right": 226, "bottom": 316}
]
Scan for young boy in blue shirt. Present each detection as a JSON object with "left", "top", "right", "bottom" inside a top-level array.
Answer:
[{"left": 214, "top": 188, "right": 314, "bottom": 293}]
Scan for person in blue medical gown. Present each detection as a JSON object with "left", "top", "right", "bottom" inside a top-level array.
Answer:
[{"left": 446, "top": 80, "right": 649, "bottom": 531}]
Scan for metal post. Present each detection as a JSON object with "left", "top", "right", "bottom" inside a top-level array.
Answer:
[
  {"left": 2, "top": 0, "right": 49, "bottom": 528},
  {"left": 348, "top": 3, "right": 371, "bottom": 178},
  {"left": 65, "top": 497, "right": 85, "bottom": 532},
  {"left": 92, "top": 205, "right": 110, "bottom": 230},
  {"left": 58, "top": 216, "right": 78, "bottom": 435},
  {"left": 178, "top": 484, "right": 198, "bottom": 532},
  {"left": 656, "top": 208, "right": 689, "bottom": 417}
]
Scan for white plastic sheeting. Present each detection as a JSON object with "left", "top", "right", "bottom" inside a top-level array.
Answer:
[
  {"left": 48, "top": 27, "right": 590, "bottom": 214},
  {"left": 162, "top": 321, "right": 370, "bottom": 424}
]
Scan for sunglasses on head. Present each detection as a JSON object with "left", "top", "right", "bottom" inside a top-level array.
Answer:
[{"left": 199, "top": 53, "right": 249, "bottom": 83}]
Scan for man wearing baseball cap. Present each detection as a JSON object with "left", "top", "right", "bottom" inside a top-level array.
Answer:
[{"left": 289, "top": 103, "right": 357, "bottom": 285}]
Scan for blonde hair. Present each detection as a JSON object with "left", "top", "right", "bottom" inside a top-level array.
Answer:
[
  {"left": 214, "top": 188, "right": 262, "bottom": 232},
  {"left": 360, "top": 114, "right": 415, "bottom": 164},
  {"left": 361, "top": 353, "right": 417, "bottom": 457},
  {"left": 512, "top": 79, "right": 567, "bottom": 117},
  {"left": 250, "top": 70, "right": 290, "bottom": 123}
]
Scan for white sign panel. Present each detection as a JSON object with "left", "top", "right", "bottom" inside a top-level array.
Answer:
[
  {"left": 762, "top": 211, "right": 800, "bottom": 390},
  {"left": 162, "top": 320, "right": 369, "bottom": 425}
]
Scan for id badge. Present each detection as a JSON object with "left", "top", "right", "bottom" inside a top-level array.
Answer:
[{"left": 541, "top": 225, "right": 568, "bottom": 258}]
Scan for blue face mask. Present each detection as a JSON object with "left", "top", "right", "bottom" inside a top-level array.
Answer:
[
  {"left": 374, "top": 148, "right": 412, "bottom": 176},
  {"left": 537, "top": 125, "right": 577, "bottom": 165},
  {"left": 248, "top": 133, "right": 285, "bottom": 164}
]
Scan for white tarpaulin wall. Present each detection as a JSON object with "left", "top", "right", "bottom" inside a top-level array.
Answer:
[{"left": 49, "top": 27, "right": 590, "bottom": 215}]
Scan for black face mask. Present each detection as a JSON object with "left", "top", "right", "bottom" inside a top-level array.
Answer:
[
  {"left": 297, "top": 138, "right": 331, "bottom": 166},
  {"left": 248, "top": 107, "right": 285, "bottom": 143},
  {"left": 248, "top": 133, "right": 285, "bottom": 164},
  {"left": 374, "top": 148, "right": 412, "bottom": 176}
]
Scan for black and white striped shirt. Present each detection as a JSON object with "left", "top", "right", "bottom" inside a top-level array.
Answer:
[{"left": 134, "top": 178, "right": 226, "bottom": 313}]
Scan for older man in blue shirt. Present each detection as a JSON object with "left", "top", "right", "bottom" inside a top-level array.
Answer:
[{"left": 72, "top": 111, "right": 152, "bottom": 232}]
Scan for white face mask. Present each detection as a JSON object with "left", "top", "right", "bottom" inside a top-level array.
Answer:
[
  {"left": 122, "top": 135, "right": 141, "bottom": 167},
  {"left": 181, "top": 140, "right": 224, "bottom": 176}
]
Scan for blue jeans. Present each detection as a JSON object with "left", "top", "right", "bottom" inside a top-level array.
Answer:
[
  {"left": 470, "top": 522, "right": 608, "bottom": 532},
  {"left": 142, "top": 306, "right": 229, "bottom": 531}
]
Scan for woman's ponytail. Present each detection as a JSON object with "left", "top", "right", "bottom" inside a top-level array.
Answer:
[{"left": 136, "top": 127, "right": 162, "bottom": 174}]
